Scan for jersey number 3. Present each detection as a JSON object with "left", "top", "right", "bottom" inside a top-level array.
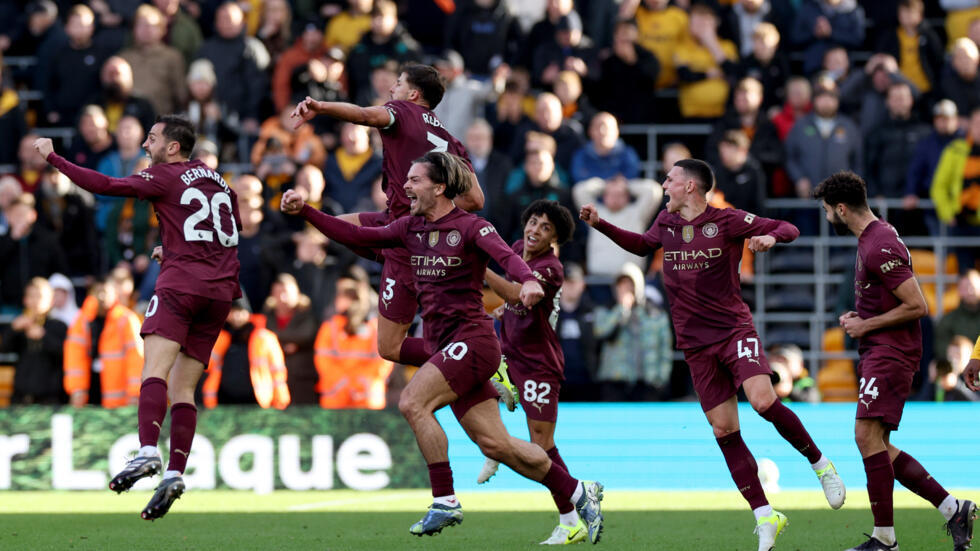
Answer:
[{"left": 181, "top": 188, "right": 239, "bottom": 247}]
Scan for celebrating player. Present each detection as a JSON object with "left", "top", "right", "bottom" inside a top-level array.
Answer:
[
  {"left": 35, "top": 116, "right": 242, "bottom": 520},
  {"left": 814, "top": 171, "right": 975, "bottom": 551},
  {"left": 477, "top": 200, "right": 588, "bottom": 545},
  {"left": 290, "top": 63, "right": 483, "bottom": 369},
  {"left": 964, "top": 335, "right": 980, "bottom": 390},
  {"left": 281, "top": 151, "right": 604, "bottom": 544},
  {"left": 580, "top": 158, "right": 844, "bottom": 551}
]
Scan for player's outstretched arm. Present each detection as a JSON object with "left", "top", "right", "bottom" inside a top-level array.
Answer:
[
  {"left": 473, "top": 224, "right": 542, "bottom": 307},
  {"left": 35, "top": 138, "right": 144, "bottom": 197},
  {"left": 485, "top": 269, "right": 522, "bottom": 304},
  {"left": 580, "top": 203, "right": 656, "bottom": 256},
  {"left": 281, "top": 189, "right": 402, "bottom": 249},
  {"left": 730, "top": 209, "right": 800, "bottom": 245},
  {"left": 290, "top": 96, "right": 392, "bottom": 129}
]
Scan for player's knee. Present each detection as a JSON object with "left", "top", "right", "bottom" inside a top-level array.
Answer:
[
  {"left": 749, "top": 394, "right": 777, "bottom": 414},
  {"left": 397, "top": 392, "right": 420, "bottom": 421},
  {"left": 711, "top": 424, "right": 739, "bottom": 439}
]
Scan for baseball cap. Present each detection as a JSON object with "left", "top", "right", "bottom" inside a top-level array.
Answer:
[
  {"left": 933, "top": 99, "right": 958, "bottom": 118},
  {"left": 556, "top": 12, "right": 583, "bottom": 33}
]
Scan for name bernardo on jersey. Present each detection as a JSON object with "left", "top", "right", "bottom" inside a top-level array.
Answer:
[{"left": 177, "top": 167, "right": 230, "bottom": 191}]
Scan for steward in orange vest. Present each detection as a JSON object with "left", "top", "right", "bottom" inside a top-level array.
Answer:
[
  {"left": 202, "top": 297, "right": 290, "bottom": 409},
  {"left": 64, "top": 279, "right": 144, "bottom": 408}
]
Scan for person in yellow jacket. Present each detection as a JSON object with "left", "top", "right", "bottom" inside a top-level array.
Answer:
[
  {"left": 314, "top": 277, "right": 393, "bottom": 409},
  {"left": 202, "top": 296, "right": 290, "bottom": 409},
  {"left": 931, "top": 107, "right": 980, "bottom": 273},
  {"left": 963, "top": 334, "right": 980, "bottom": 391},
  {"left": 64, "top": 278, "right": 144, "bottom": 408}
]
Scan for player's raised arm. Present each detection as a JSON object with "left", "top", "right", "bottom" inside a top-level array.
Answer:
[
  {"left": 725, "top": 209, "right": 801, "bottom": 252},
  {"left": 581, "top": 203, "right": 658, "bottom": 256},
  {"left": 472, "top": 223, "right": 543, "bottom": 307},
  {"left": 290, "top": 96, "right": 393, "bottom": 129},
  {"left": 36, "top": 138, "right": 156, "bottom": 198},
  {"left": 485, "top": 269, "right": 522, "bottom": 304},
  {"left": 281, "top": 189, "right": 403, "bottom": 249}
]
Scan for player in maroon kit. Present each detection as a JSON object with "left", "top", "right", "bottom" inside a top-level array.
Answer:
[
  {"left": 281, "top": 152, "right": 604, "bottom": 544},
  {"left": 814, "top": 171, "right": 975, "bottom": 551},
  {"left": 34, "top": 115, "right": 242, "bottom": 521},
  {"left": 289, "top": 63, "right": 484, "bottom": 370},
  {"left": 581, "top": 158, "right": 844, "bottom": 551}
]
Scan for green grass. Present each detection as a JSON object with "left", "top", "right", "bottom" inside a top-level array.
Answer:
[{"left": 0, "top": 489, "right": 968, "bottom": 550}]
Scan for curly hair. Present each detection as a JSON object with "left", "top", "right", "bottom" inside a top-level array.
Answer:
[
  {"left": 812, "top": 171, "right": 869, "bottom": 211},
  {"left": 520, "top": 199, "right": 576, "bottom": 245}
]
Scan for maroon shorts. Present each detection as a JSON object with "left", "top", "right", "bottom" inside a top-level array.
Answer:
[
  {"left": 855, "top": 346, "right": 918, "bottom": 430},
  {"left": 358, "top": 211, "right": 419, "bottom": 324},
  {"left": 428, "top": 329, "right": 501, "bottom": 421},
  {"left": 685, "top": 326, "right": 773, "bottom": 412},
  {"left": 508, "top": 358, "right": 561, "bottom": 422},
  {"left": 141, "top": 288, "right": 231, "bottom": 366}
]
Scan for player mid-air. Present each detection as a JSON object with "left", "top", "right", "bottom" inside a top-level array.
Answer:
[
  {"left": 581, "top": 158, "right": 845, "bottom": 551},
  {"left": 35, "top": 115, "right": 242, "bottom": 520},
  {"left": 281, "top": 151, "right": 604, "bottom": 544},
  {"left": 289, "top": 63, "right": 483, "bottom": 370},
  {"left": 814, "top": 171, "right": 975, "bottom": 551}
]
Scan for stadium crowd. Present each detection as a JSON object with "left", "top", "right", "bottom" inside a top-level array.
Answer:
[{"left": 0, "top": 0, "right": 979, "bottom": 408}]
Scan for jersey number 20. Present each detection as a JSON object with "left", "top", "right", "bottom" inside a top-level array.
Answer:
[{"left": 181, "top": 188, "right": 239, "bottom": 247}]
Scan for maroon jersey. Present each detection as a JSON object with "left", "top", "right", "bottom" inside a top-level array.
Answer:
[
  {"left": 596, "top": 206, "right": 799, "bottom": 349},
  {"left": 854, "top": 220, "right": 922, "bottom": 358},
  {"left": 500, "top": 240, "right": 565, "bottom": 379},
  {"left": 380, "top": 100, "right": 472, "bottom": 221},
  {"left": 47, "top": 154, "right": 242, "bottom": 301},
  {"left": 300, "top": 205, "right": 536, "bottom": 351}
]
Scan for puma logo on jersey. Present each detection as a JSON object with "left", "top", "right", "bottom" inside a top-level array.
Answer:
[
  {"left": 529, "top": 402, "right": 544, "bottom": 414},
  {"left": 666, "top": 227, "right": 675, "bottom": 237},
  {"left": 860, "top": 399, "right": 872, "bottom": 409},
  {"left": 416, "top": 233, "right": 424, "bottom": 242},
  {"left": 881, "top": 248, "right": 892, "bottom": 255},
  {"left": 746, "top": 357, "right": 760, "bottom": 365}
]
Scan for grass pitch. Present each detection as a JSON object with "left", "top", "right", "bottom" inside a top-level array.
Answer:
[{"left": 0, "top": 489, "right": 967, "bottom": 550}]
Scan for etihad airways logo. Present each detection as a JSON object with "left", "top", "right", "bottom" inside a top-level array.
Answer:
[
  {"left": 411, "top": 255, "right": 463, "bottom": 267},
  {"left": 663, "top": 248, "right": 723, "bottom": 262}
]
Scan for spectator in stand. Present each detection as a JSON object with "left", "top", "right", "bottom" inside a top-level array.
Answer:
[
  {"left": 933, "top": 335, "right": 980, "bottom": 402},
  {"left": 941, "top": 0, "right": 980, "bottom": 44},
  {"left": 658, "top": 141, "right": 691, "bottom": 181},
  {"left": 626, "top": 0, "right": 689, "bottom": 89},
  {"left": 323, "top": 122, "right": 382, "bottom": 213},
  {"left": 940, "top": 38, "right": 980, "bottom": 120},
  {"left": 196, "top": 2, "right": 270, "bottom": 136},
  {"left": 42, "top": 4, "right": 108, "bottom": 127},
  {"left": 532, "top": 12, "right": 599, "bottom": 87},
  {"left": 152, "top": 0, "right": 203, "bottom": 66},
  {"left": 785, "top": 80, "right": 861, "bottom": 201},
  {"left": 820, "top": 45, "right": 852, "bottom": 87},
  {"left": 523, "top": 0, "right": 576, "bottom": 71},
  {"left": 465, "top": 118, "right": 512, "bottom": 222},
  {"left": 15, "top": 134, "right": 46, "bottom": 193},
  {"left": 103, "top": 190, "right": 158, "bottom": 286},
  {"left": 570, "top": 112, "right": 640, "bottom": 183},
  {"left": 63, "top": 277, "right": 143, "bottom": 408},
  {"left": 790, "top": 0, "right": 866, "bottom": 76},
  {"left": 253, "top": 136, "right": 297, "bottom": 212},
  {"left": 345, "top": 0, "right": 421, "bottom": 107},
  {"left": 556, "top": 263, "right": 598, "bottom": 402},
  {"left": 934, "top": 269, "right": 980, "bottom": 356},
  {"left": 875, "top": 0, "right": 943, "bottom": 99},
  {"left": 486, "top": 79, "right": 532, "bottom": 156},
  {"left": 251, "top": 106, "right": 326, "bottom": 178},
  {"left": 931, "top": 107, "right": 980, "bottom": 273},
  {"left": 121, "top": 5, "right": 187, "bottom": 117},
  {"left": 235, "top": 175, "right": 287, "bottom": 309},
  {"left": 47, "top": 273, "right": 78, "bottom": 327},
  {"left": 729, "top": 22, "right": 790, "bottom": 113},
  {"left": 444, "top": 0, "right": 522, "bottom": 78},
  {"left": 256, "top": 0, "right": 292, "bottom": 63},
  {"left": 91, "top": 57, "right": 157, "bottom": 134},
  {"left": 289, "top": 228, "right": 349, "bottom": 321},
  {"left": 66, "top": 105, "right": 115, "bottom": 171},
  {"left": 33, "top": 166, "right": 99, "bottom": 279},
  {"left": 865, "top": 82, "right": 931, "bottom": 204},
  {"left": 314, "top": 274, "right": 393, "bottom": 409},
  {"left": 433, "top": 50, "right": 493, "bottom": 140},
  {"left": 325, "top": 0, "right": 373, "bottom": 52},
  {"left": 202, "top": 296, "right": 291, "bottom": 409},
  {"left": 572, "top": 174, "right": 661, "bottom": 276},
  {"left": 712, "top": 129, "right": 767, "bottom": 215},
  {"left": 675, "top": 3, "right": 739, "bottom": 119},
  {"left": 771, "top": 76, "right": 811, "bottom": 142},
  {"left": 183, "top": 59, "right": 238, "bottom": 162},
  {"left": 768, "top": 344, "right": 820, "bottom": 403},
  {"left": 509, "top": 92, "right": 585, "bottom": 173},
  {"left": 5, "top": 277, "right": 68, "bottom": 405},
  {"left": 553, "top": 70, "right": 596, "bottom": 131},
  {"left": 705, "top": 77, "right": 784, "bottom": 182},
  {"left": 905, "top": 99, "right": 963, "bottom": 236},
  {"left": 592, "top": 18, "right": 659, "bottom": 124},
  {"left": 262, "top": 273, "right": 318, "bottom": 406},
  {"left": 730, "top": 0, "right": 777, "bottom": 57},
  {"left": 12, "top": 1, "right": 66, "bottom": 93},
  {"left": 593, "top": 261, "right": 673, "bottom": 401},
  {"left": 272, "top": 19, "right": 325, "bottom": 113},
  {"left": 0, "top": 61, "right": 26, "bottom": 166},
  {"left": 289, "top": 47, "right": 348, "bottom": 140},
  {"left": 840, "top": 53, "right": 919, "bottom": 135}
]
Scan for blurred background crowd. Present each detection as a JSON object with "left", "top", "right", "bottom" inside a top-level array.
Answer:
[{"left": 0, "top": 0, "right": 978, "bottom": 410}]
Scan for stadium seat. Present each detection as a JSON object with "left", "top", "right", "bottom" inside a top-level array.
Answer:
[
  {"left": 817, "top": 327, "right": 857, "bottom": 402},
  {"left": 765, "top": 287, "right": 815, "bottom": 311},
  {"left": 0, "top": 365, "right": 12, "bottom": 407},
  {"left": 909, "top": 249, "right": 959, "bottom": 315},
  {"left": 765, "top": 324, "right": 810, "bottom": 348},
  {"left": 768, "top": 250, "right": 816, "bottom": 273}
]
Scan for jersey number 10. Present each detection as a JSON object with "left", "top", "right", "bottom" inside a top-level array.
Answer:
[{"left": 181, "top": 188, "right": 239, "bottom": 247}]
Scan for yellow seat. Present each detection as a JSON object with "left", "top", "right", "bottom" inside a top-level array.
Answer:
[
  {"left": 818, "top": 328, "right": 857, "bottom": 402},
  {"left": 909, "top": 249, "right": 959, "bottom": 316}
]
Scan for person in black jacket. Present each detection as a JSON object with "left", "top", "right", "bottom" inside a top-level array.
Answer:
[
  {"left": 874, "top": 0, "right": 943, "bottom": 103},
  {"left": 5, "top": 277, "right": 68, "bottom": 404},
  {"left": 0, "top": 63, "right": 27, "bottom": 166},
  {"left": 712, "top": 129, "right": 767, "bottom": 215},
  {"left": 90, "top": 56, "right": 157, "bottom": 134},
  {"left": 444, "top": 0, "right": 522, "bottom": 78},
  {"left": 705, "top": 77, "right": 784, "bottom": 183},
  {"left": 591, "top": 19, "right": 659, "bottom": 124},
  {"left": 0, "top": 193, "right": 68, "bottom": 312},
  {"left": 42, "top": 4, "right": 110, "bottom": 127},
  {"left": 556, "top": 263, "right": 598, "bottom": 402},
  {"left": 464, "top": 118, "right": 512, "bottom": 225}
]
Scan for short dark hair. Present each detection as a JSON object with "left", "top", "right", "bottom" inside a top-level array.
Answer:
[
  {"left": 401, "top": 63, "right": 445, "bottom": 109},
  {"left": 812, "top": 171, "right": 869, "bottom": 211},
  {"left": 414, "top": 151, "right": 471, "bottom": 199},
  {"left": 156, "top": 115, "right": 196, "bottom": 157},
  {"left": 674, "top": 158, "right": 714, "bottom": 195},
  {"left": 520, "top": 199, "right": 575, "bottom": 245}
]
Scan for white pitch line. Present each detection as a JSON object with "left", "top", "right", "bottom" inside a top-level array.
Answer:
[{"left": 288, "top": 491, "right": 421, "bottom": 511}]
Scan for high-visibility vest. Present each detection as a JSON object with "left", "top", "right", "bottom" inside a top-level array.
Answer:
[
  {"left": 64, "top": 295, "right": 144, "bottom": 408},
  {"left": 202, "top": 316, "right": 291, "bottom": 409},
  {"left": 314, "top": 315, "right": 393, "bottom": 409}
]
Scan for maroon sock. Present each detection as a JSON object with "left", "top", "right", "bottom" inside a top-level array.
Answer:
[
  {"left": 541, "top": 460, "right": 578, "bottom": 504},
  {"left": 759, "top": 400, "right": 822, "bottom": 463},
  {"left": 716, "top": 431, "right": 768, "bottom": 509},
  {"left": 892, "top": 451, "right": 949, "bottom": 508},
  {"left": 399, "top": 338, "right": 431, "bottom": 366},
  {"left": 137, "top": 377, "right": 168, "bottom": 448},
  {"left": 427, "top": 461, "right": 454, "bottom": 497},
  {"left": 863, "top": 450, "right": 895, "bottom": 527},
  {"left": 167, "top": 403, "right": 197, "bottom": 474},
  {"left": 546, "top": 447, "right": 574, "bottom": 513}
]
